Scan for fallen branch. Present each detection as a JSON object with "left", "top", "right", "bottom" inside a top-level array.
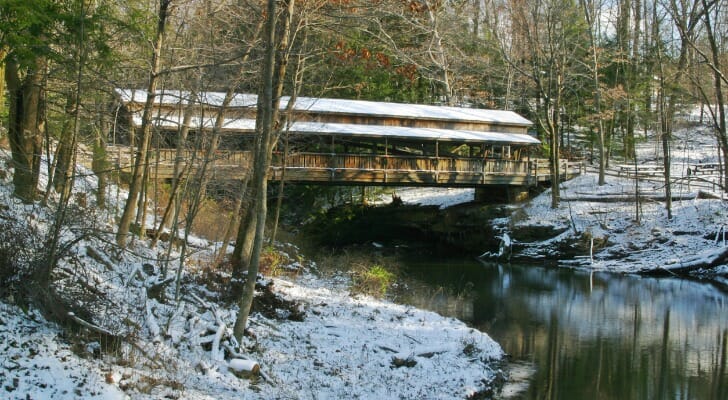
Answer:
[
  {"left": 211, "top": 323, "right": 226, "bottom": 361},
  {"left": 645, "top": 246, "right": 728, "bottom": 275},
  {"left": 86, "top": 246, "right": 114, "bottom": 271},
  {"left": 562, "top": 192, "right": 697, "bottom": 202},
  {"left": 68, "top": 312, "right": 164, "bottom": 369},
  {"left": 67, "top": 312, "right": 115, "bottom": 336},
  {"left": 228, "top": 358, "right": 261, "bottom": 378}
]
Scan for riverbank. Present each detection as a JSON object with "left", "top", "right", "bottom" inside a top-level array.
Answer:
[
  {"left": 0, "top": 149, "right": 504, "bottom": 399},
  {"left": 499, "top": 171, "right": 728, "bottom": 276}
]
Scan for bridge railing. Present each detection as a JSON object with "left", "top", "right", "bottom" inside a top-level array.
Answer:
[
  {"left": 108, "top": 146, "right": 254, "bottom": 167},
  {"left": 105, "top": 146, "right": 581, "bottom": 183},
  {"left": 275, "top": 152, "right": 534, "bottom": 175}
]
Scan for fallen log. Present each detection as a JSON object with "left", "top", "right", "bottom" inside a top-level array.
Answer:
[
  {"left": 561, "top": 192, "right": 697, "bottom": 203},
  {"left": 643, "top": 246, "right": 728, "bottom": 275},
  {"left": 228, "top": 358, "right": 260, "bottom": 378}
]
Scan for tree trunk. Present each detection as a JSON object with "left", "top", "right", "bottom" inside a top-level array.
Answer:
[
  {"left": 233, "top": 0, "right": 295, "bottom": 342},
  {"left": 269, "top": 49, "right": 305, "bottom": 245},
  {"left": 216, "top": 187, "right": 246, "bottom": 265},
  {"left": 116, "top": 0, "right": 171, "bottom": 247},
  {"left": 0, "top": 51, "right": 5, "bottom": 121},
  {"left": 549, "top": 111, "right": 561, "bottom": 209},
  {"left": 701, "top": 0, "right": 728, "bottom": 189},
  {"left": 581, "top": 0, "right": 606, "bottom": 185},
  {"left": 53, "top": 93, "right": 78, "bottom": 194},
  {"left": 150, "top": 91, "right": 196, "bottom": 248},
  {"left": 92, "top": 125, "right": 108, "bottom": 208},
  {"left": 424, "top": 0, "right": 453, "bottom": 104},
  {"left": 232, "top": 186, "right": 257, "bottom": 272},
  {"left": 5, "top": 56, "right": 46, "bottom": 203},
  {"left": 41, "top": 2, "right": 88, "bottom": 287}
]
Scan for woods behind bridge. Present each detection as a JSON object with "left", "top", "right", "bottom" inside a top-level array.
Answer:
[{"left": 2, "top": 0, "right": 728, "bottom": 337}]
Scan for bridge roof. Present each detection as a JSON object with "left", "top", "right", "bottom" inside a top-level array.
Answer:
[
  {"left": 117, "top": 89, "right": 533, "bottom": 128},
  {"left": 130, "top": 114, "right": 540, "bottom": 145}
]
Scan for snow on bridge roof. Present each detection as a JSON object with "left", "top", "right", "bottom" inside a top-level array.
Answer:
[
  {"left": 289, "top": 121, "right": 540, "bottom": 144},
  {"left": 119, "top": 88, "right": 538, "bottom": 145},
  {"left": 131, "top": 114, "right": 540, "bottom": 145},
  {"left": 116, "top": 88, "right": 533, "bottom": 128}
]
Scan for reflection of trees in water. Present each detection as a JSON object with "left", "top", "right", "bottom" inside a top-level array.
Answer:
[
  {"left": 398, "top": 260, "right": 728, "bottom": 399},
  {"left": 495, "top": 268, "right": 728, "bottom": 399}
]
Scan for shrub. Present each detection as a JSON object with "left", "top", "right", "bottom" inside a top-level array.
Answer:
[
  {"left": 0, "top": 215, "right": 40, "bottom": 297},
  {"left": 259, "top": 245, "right": 286, "bottom": 276},
  {"left": 351, "top": 264, "right": 395, "bottom": 297}
]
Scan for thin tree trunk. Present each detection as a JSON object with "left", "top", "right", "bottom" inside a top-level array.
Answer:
[
  {"left": 134, "top": 144, "right": 152, "bottom": 239},
  {"left": 41, "top": 0, "right": 86, "bottom": 286},
  {"left": 580, "top": 0, "right": 606, "bottom": 185},
  {"left": 424, "top": 0, "right": 453, "bottom": 104},
  {"left": 53, "top": 96, "right": 76, "bottom": 193},
  {"left": 656, "top": 46, "right": 673, "bottom": 219},
  {"left": 269, "top": 47, "right": 305, "bottom": 245},
  {"left": 233, "top": 0, "right": 295, "bottom": 342},
  {"left": 116, "top": 0, "right": 172, "bottom": 247},
  {"left": 269, "top": 133, "right": 288, "bottom": 246},
  {"left": 216, "top": 185, "right": 246, "bottom": 265},
  {"left": 150, "top": 91, "right": 196, "bottom": 248},
  {"left": 92, "top": 103, "right": 110, "bottom": 208},
  {"left": 0, "top": 50, "right": 5, "bottom": 120},
  {"left": 701, "top": 0, "right": 728, "bottom": 189},
  {"left": 232, "top": 187, "right": 257, "bottom": 273}
]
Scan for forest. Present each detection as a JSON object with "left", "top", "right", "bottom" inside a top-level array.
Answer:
[{"left": 1, "top": 1, "right": 728, "bottom": 398}]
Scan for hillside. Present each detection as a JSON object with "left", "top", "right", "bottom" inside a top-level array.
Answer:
[{"left": 0, "top": 147, "right": 503, "bottom": 399}]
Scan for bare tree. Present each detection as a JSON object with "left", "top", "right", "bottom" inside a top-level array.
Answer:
[
  {"left": 489, "top": 0, "right": 587, "bottom": 208},
  {"left": 233, "top": 0, "right": 298, "bottom": 342},
  {"left": 700, "top": 0, "right": 728, "bottom": 190},
  {"left": 659, "top": 0, "right": 704, "bottom": 219},
  {"left": 680, "top": 0, "right": 728, "bottom": 189},
  {"left": 116, "top": 0, "right": 173, "bottom": 247},
  {"left": 580, "top": 0, "right": 608, "bottom": 185}
]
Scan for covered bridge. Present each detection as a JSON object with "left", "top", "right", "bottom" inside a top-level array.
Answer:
[{"left": 110, "top": 89, "right": 574, "bottom": 200}]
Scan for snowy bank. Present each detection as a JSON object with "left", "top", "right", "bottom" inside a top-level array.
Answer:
[
  {"left": 498, "top": 170, "right": 728, "bottom": 274},
  {"left": 0, "top": 272, "right": 504, "bottom": 400},
  {"left": 0, "top": 149, "right": 503, "bottom": 399}
]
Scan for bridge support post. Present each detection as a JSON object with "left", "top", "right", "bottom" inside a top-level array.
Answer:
[{"left": 474, "top": 186, "right": 530, "bottom": 203}]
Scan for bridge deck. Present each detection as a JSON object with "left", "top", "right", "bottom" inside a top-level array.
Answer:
[{"left": 105, "top": 146, "right": 582, "bottom": 187}]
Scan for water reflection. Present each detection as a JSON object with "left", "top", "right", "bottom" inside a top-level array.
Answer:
[{"left": 398, "top": 260, "right": 728, "bottom": 399}]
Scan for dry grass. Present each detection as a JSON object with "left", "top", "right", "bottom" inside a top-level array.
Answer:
[
  {"left": 350, "top": 263, "right": 395, "bottom": 297},
  {"left": 302, "top": 245, "right": 402, "bottom": 298}
]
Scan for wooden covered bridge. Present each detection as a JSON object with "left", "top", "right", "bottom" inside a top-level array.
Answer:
[{"left": 111, "top": 89, "right": 582, "bottom": 201}]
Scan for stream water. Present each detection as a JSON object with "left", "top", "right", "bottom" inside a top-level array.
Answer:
[{"left": 397, "top": 259, "right": 728, "bottom": 399}]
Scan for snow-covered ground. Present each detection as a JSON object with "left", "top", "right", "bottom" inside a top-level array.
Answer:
[
  {"left": 378, "top": 187, "right": 475, "bottom": 208},
  {"left": 0, "top": 148, "right": 503, "bottom": 399},
  {"left": 509, "top": 171, "right": 727, "bottom": 273},
  {"left": 499, "top": 125, "right": 728, "bottom": 274}
]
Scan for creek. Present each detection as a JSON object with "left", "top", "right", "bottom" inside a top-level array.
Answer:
[{"left": 396, "top": 258, "right": 728, "bottom": 399}]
